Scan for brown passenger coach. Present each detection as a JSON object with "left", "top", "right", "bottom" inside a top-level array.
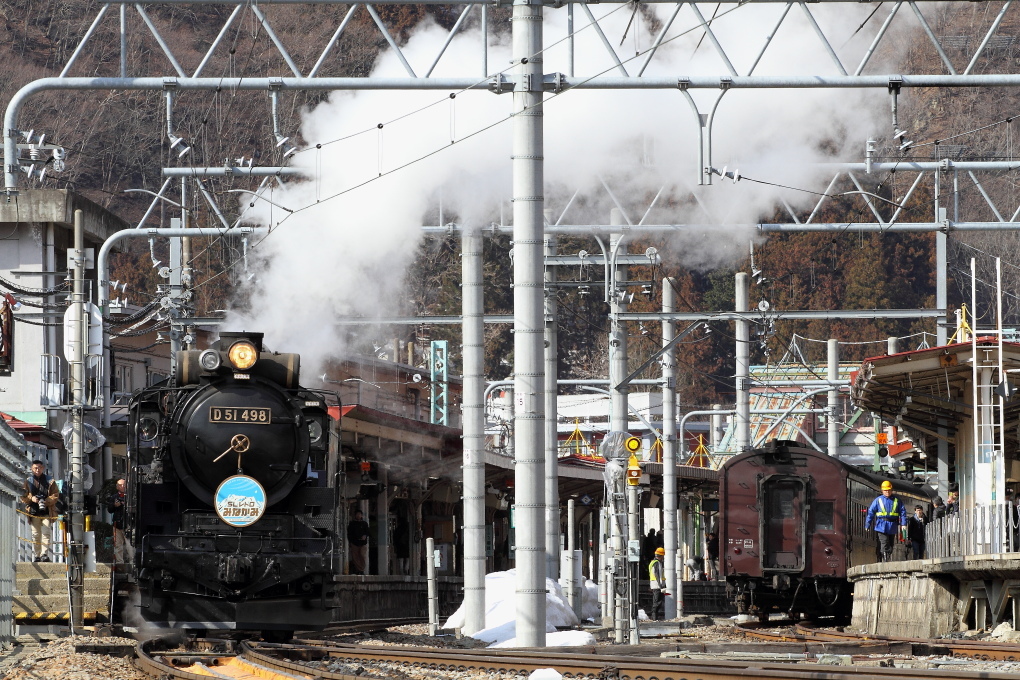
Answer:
[{"left": 719, "top": 439, "right": 932, "bottom": 622}]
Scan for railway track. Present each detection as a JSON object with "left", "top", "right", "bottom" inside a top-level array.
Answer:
[
  {"left": 735, "top": 620, "right": 1020, "bottom": 661},
  {"left": 136, "top": 633, "right": 1020, "bottom": 680}
]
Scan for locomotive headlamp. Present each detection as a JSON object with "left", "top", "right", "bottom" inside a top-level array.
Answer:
[
  {"left": 227, "top": 341, "right": 258, "bottom": 370},
  {"left": 139, "top": 417, "right": 159, "bottom": 442},
  {"left": 199, "top": 349, "right": 222, "bottom": 371}
]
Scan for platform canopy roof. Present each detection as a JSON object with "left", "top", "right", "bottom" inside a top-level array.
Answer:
[{"left": 851, "top": 338, "right": 1020, "bottom": 458}]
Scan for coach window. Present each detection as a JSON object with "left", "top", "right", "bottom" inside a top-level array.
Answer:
[{"left": 814, "top": 501, "right": 834, "bottom": 531}]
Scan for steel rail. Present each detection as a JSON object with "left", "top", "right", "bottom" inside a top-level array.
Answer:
[
  {"left": 793, "top": 622, "right": 1020, "bottom": 662},
  {"left": 260, "top": 639, "right": 1020, "bottom": 679}
]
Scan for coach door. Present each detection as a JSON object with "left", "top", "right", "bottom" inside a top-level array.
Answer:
[{"left": 760, "top": 476, "right": 806, "bottom": 571}]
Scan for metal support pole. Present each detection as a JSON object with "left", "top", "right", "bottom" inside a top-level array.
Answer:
[
  {"left": 662, "top": 277, "right": 678, "bottom": 619},
  {"left": 544, "top": 231, "right": 559, "bottom": 580},
  {"left": 627, "top": 475, "right": 640, "bottom": 644},
  {"left": 599, "top": 506, "right": 609, "bottom": 622},
  {"left": 511, "top": 0, "right": 546, "bottom": 647},
  {"left": 735, "top": 273, "right": 750, "bottom": 451},
  {"left": 936, "top": 231, "right": 950, "bottom": 495},
  {"left": 69, "top": 209, "right": 86, "bottom": 632},
  {"left": 427, "top": 536, "right": 439, "bottom": 635},
  {"left": 566, "top": 498, "right": 580, "bottom": 617},
  {"left": 376, "top": 468, "right": 389, "bottom": 575},
  {"left": 827, "top": 339, "right": 839, "bottom": 457},
  {"left": 462, "top": 225, "right": 487, "bottom": 634},
  {"left": 711, "top": 404, "right": 723, "bottom": 449}
]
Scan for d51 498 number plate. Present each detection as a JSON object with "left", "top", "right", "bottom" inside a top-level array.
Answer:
[{"left": 209, "top": 407, "right": 271, "bottom": 424}]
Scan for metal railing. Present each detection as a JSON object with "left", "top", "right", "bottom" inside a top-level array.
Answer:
[{"left": 925, "top": 503, "right": 1020, "bottom": 558}]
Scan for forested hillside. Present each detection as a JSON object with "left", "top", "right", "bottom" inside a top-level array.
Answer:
[{"left": 3, "top": 1, "right": 1020, "bottom": 409}]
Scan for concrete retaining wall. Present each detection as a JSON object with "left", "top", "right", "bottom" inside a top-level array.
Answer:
[
  {"left": 850, "top": 560, "right": 958, "bottom": 637},
  {"left": 334, "top": 576, "right": 463, "bottom": 623}
]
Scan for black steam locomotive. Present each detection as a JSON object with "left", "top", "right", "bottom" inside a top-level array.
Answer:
[
  {"left": 719, "top": 440, "right": 932, "bottom": 622},
  {"left": 121, "top": 331, "right": 339, "bottom": 638}
]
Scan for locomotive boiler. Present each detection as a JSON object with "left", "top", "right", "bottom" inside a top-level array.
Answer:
[
  {"left": 719, "top": 439, "right": 932, "bottom": 621},
  {"left": 121, "top": 331, "right": 339, "bottom": 638}
]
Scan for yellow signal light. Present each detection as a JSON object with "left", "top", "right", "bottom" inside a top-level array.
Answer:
[
  {"left": 626, "top": 453, "right": 642, "bottom": 486},
  {"left": 625, "top": 436, "right": 642, "bottom": 453}
]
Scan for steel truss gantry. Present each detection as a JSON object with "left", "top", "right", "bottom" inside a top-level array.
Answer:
[{"left": 6, "top": 0, "right": 1020, "bottom": 647}]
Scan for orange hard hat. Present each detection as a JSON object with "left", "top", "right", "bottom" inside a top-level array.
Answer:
[{"left": 655, "top": 547, "right": 665, "bottom": 555}]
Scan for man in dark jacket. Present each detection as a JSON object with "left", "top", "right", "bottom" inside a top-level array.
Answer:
[
  {"left": 347, "top": 509, "right": 370, "bottom": 575},
  {"left": 906, "top": 505, "right": 927, "bottom": 559},
  {"left": 865, "top": 480, "right": 908, "bottom": 562},
  {"left": 20, "top": 460, "right": 59, "bottom": 562},
  {"left": 930, "top": 496, "right": 947, "bottom": 521},
  {"left": 106, "top": 478, "right": 128, "bottom": 564}
]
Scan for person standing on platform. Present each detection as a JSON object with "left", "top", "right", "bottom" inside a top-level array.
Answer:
[
  {"left": 946, "top": 489, "right": 960, "bottom": 515},
  {"left": 906, "top": 505, "right": 927, "bottom": 559},
  {"left": 865, "top": 480, "right": 908, "bottom": 562},
  {"left": 21, "top": 460, "right": 59, "bottom": 562},
  {"left": 648, "top": 546, "right": 667, "bottom": 620},
  {"left": 107, "top": 478, "right": 130, "bottom": 565},
  {"left": 706, "top": 531, "right": 719, "bottom": 580},
  {"left": 930, "top": 496, "right": 947, "bottom": 521},
  {"left": 347, "top": 509, "right": 370, "bottom": 575}
]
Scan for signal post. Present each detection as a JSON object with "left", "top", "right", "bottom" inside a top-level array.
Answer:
[{"left": 626, "top": 441, "right": 642, "bottom": 644}]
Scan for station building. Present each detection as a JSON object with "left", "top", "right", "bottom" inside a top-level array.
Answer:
[{"left": 850, "top": 336, "right": 1020, "bottom": 636}]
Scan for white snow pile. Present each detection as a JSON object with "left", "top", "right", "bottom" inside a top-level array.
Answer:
[{"left": 444, "top": 569, "right": 600, "bottom": 647}]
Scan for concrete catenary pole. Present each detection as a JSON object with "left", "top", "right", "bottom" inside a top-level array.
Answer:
[
  {"left": 544, "top": 230, "right": 559, "bottom": 580},
  {"left": 711, "top": 404, "right": 723, "bottom": 449},
  {"left": 69, "top": 209, "right": 86, "bottom": 631},
  {"left": 511, "top": 0, "right": 546, "bottom": 647},
  {"left": 609, "top": 210, "right": 629, "bottom": 644},
  {"left": 734, "top": 273, "right": 750, "bottom": 452},
  {"left": 609, "top": 212, "right": 629, "bottom": 433},
  {"left": 661, "top": 278, "right": 678, "bottom": 619},
  {"left": 462, "top": 225, "right": 487, "bottom": 634},
  {"left": 827, "top": 339, "right": 839, "bottom": 457}
]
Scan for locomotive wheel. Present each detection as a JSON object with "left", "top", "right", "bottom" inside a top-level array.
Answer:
[{"left": 261, "top": 630, "right": 294, "bottom": 643}]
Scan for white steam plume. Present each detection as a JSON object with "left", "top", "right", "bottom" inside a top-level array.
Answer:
[{"left": 230, "top": 2, "right": 891, "bottom": 371}]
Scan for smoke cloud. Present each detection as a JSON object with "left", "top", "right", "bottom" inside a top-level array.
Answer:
[{"left": 229, "top": 3, "right": 891, "bottom": 371}]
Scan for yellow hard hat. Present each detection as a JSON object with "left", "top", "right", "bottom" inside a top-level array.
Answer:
[
  {"left": 881, "top": 480, "right": 893, "bottom": 490},
  {"left": 655, "top": 547, "right": 665, "bottom": 556}
]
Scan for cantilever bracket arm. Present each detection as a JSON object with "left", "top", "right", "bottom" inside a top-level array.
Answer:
[{"left": 614, "top": 320, "right": 701, "bottom": 391}]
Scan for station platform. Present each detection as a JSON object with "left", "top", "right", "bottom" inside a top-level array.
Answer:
[
  {"left": 848, "top": 554, "right": 1020, "bottom": 638},
  {"left": 12, "top": 561, "right": 110, "bottom": 629}
]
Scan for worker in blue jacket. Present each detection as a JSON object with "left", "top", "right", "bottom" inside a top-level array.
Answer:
[{"left": 866, "top": 480, "right": 908, "bottom": 562}]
